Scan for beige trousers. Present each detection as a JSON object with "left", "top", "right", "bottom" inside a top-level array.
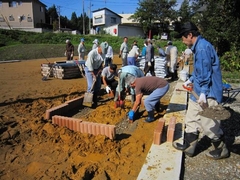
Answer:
[{"left": 185, "top": 98, "right": 223, "bottom": 139}]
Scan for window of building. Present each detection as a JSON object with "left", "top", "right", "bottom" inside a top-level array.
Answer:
[
  {"left": 111, "top": 17, "right": 116, "bottom": 24},
  {"left": 0, "top": 17, "right": 4, "bottom": 22},
  {"left": 94, "top": 15, "right": 103, "bottom": 24},
  {"left": 0, "top": 1, "right": 2, "bottom": 7},
  {"left": 40, "top": 6, "right": 44, "bottom": 12},
  {"left": 18, "top": 1, "right": 22, "bottom": 6},
  {"left": 9, "top": 1, "right": 17, "bottom": 7},
  {"left": 9, "top": 15, "right": 14, "bottom": 21},
  {"left": 27, "top": 16, "right": 32, "bottom": 22}
]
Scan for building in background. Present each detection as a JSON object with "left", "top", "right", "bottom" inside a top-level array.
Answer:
[
  {"left": 92, "top": 8, "right": 144, "bottom": 38},
  {"left": 0, "top": 0, "right": 47, "bottom": 32}
]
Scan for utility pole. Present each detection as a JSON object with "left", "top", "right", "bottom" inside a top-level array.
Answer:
[
  {"left": 57, "top": 6, "right": 61, "bottom": 31},
  {"left": 82, "top": 0, "right": 85, "bottom": 35},
  {"left": 89, "top": 0, "right": 92, "bottom": 34}
]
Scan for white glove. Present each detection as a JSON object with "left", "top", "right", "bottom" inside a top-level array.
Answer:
[
  {"left": 71, "top": 53, "right": 73, "bottom": 57},
  {"left": 106, "top": 86, "right": 111, "bottom": 94},
  {"left": 64, "top": 52, "right": 66, "bottom": 56},
  {"left": 148, "top": 61, "right": 151, "bottom": 67},
  {"left": 183, "top": 79, "right": 192, "bottom": 87},
  {"left": 198, "top": 93, "right": 206, "bottom": 103}
]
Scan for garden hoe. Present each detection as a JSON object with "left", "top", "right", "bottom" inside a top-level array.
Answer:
[
  {"left": 42, "top": 64, "right": 54, "bottom": 81},
  {"left": 75, "top": 59, "right": 85, "bottom": 78},
  {"left": 182, "top": 85, "right": 231, "bottom": 120}
]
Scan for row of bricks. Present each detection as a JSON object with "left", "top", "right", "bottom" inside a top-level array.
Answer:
[
  {"left": 46, "top": 96, "right": 84, "bottom": 120},
  {"left": 153, "top": 116, "right": 176, "bottom": 145},
  {"left": 52, "top": 115, "right": 116, "bottom": 140}
]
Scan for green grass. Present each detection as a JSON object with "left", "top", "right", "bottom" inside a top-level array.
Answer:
[{"left": 222, "top": 71, "right": 240, "bottom": 83}]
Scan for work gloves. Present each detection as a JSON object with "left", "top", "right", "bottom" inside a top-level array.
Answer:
[
  {"left": 71, "top": 53, "right": 73, "bottom": 57},
  {"left": 128, "top": 110, "right": 135, "bottom": 120},
  {"left": 183, "top": 79, "right": 192, "bottom": 87},
  {"left": 105, "top": 86, "right": 111, "bottom": 94},
  {"left": 198, "top": 93, "right": 206, "bottom": 103}
]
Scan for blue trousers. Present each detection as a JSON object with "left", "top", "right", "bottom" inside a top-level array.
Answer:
[
  {"left": 127, "top": 56, "right": 137, "bottom": 66},
  {"left": 84, "top": 66, "right": 102, "bottom": 94},
  {"left": 144, "top": 84, "right": 169, "bottom": 111}
]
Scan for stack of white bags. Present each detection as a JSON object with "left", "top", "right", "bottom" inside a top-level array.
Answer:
[{"left": 136, "top": 56, "right": 167, "bottom": 78}]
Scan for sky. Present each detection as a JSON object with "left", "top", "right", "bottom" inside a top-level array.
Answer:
[{"left": 41, "top": 0, "right": 183, "bottom": 19}]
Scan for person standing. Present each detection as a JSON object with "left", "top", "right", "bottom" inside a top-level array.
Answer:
[
  {"left": 119, "top": 37, "right": 129, "bottom": 67},
  {"left": 157, "top": 45, "right": 166, "bottom": 58},
  {"left": 144, "top": 39, "right": 155, "bottom": 76},
  {"left": 127, "top": 41, "right": 140, "bottom": 66},
  {"left": 101, "top": 64, "right": 118, "bottom": 95},
  {"left": 105, "top": 44, "right": 113, "bottom": 67},
  {"left": 172, "top": 21, "right": 229, "bottom": 159},
  {"left": 65, "top": 39, "right": 74, "bottom": 60},
  {"left": 84, "top": 46, "right": 104, "bottom": 108},
  {"left": 183, "top": 46, "right": 192, "bottom": 65},
  {"left": 165, "top": 41, "right": 178, "bottom": 81},
  {"left": 77, "top": 38, "right": 86, "bottom": 60},
  {"left": 92, "top": 39, "right": 99, "bottom": 50},
  {"left": 141, "top": 40, "right": 148, "bottom": 57},
  {"left": 100, "top": 41, "right": 109, "bottom": 67},
  {"left": 125, "top": 75, "right": 169, "bottom": 122}
]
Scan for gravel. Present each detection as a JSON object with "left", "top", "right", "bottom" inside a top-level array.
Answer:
[{"left": 182, "top": 84, "right": 240, "bottom": 180}]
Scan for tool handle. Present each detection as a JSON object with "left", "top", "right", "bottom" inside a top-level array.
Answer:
[{"left": 90, "top": 80, "right": 96, "bottom": 92}]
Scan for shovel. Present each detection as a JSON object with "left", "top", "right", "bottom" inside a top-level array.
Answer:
[
  {"left": 115, "top": 78, "right": 125, "bottom": 108},
  {"left": 182, "top": 85, "right": 231, "bottom": 120},
  {"left": 83, "top": 80, "right": 96, "bottom": 107}
]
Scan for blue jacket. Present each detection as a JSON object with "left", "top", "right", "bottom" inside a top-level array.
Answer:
[
  {"left": 141, "top": 46, "right": 147, "bottom": 56},
  {"left": 189, "top": 35, "right": 223, "bottom": 103}
]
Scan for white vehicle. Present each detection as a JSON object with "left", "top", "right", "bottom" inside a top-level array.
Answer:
[{"left": 161, "top": 32, "right": 168, "bottom": 40}]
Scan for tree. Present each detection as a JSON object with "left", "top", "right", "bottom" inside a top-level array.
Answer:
[
  {"left": 190, "top": 0, "right": 240, "bottom": 55},
  {"left": 70, "top": 12, "right": 78, "bottom": 30},
  {"left": 129, "top": 0, "right": 178, "bottom": 38},
  {"left": 178, "top": 0, "right": 192, "bottom": 22}
]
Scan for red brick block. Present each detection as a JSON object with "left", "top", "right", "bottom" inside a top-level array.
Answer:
[
  {"left": 153, "top": 118, "right": 165, "bottom": 145},
  {"left": 65, "top": 96, "right": 84, "bottom": 109},
  {"left": 45, "top": 104, "right": 69, "bottom": 120},
  {"left": 108, "top": 125, "right": 116, "bottom": 140},
  {"left": 167, "top": 116, "right": 176, "bottom": 142}
]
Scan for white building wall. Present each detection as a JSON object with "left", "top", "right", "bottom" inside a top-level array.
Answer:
[{"left": 104, "top": 25, "right": 144, "bottom": 38}]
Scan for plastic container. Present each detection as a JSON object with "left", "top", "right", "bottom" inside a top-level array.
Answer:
[{"left": 179, "top": 70, "right": 188, "bottom": 81}]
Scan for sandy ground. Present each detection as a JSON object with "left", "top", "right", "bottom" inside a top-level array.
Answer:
[{"left": 0, "top": 55, "right": 176, "bottom": 179}]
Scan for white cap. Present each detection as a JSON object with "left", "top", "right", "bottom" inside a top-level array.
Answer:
[
  {"left": 93, "top": 39, "right": 99, "bottom": 44},
  {"left": 125, "top": 73, "right": 136, "bottom": 85}
]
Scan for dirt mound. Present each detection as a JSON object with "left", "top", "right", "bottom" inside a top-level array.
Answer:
[{"left": 0, "top": 56, "right": 175, "bottom": 179}]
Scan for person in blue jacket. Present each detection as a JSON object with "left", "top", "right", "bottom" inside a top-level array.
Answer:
[
  {"left": 172, "top": 22, "right": 229, "bottom": 160},
  {"left": 114, "top": 65, "right": 144, "bottom": 104}
]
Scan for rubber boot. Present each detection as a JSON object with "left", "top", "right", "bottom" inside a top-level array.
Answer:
[
  {"left": 92, "top": 93, "right": 98, "bottom": 109},
  {"left": 172, "top": 132, "right": 199, "bottom": 157},
  {"left": 205, "top": 136, "right": 229, "bottom": 160},
  {"left": 155, "top": 101, "right": 161, "bottom": 112},
  {"left": 144, "top": 111, "right": 155, "bottom": 123}
]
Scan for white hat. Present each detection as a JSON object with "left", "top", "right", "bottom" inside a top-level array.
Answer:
[
  {"left": 66, "top": 39, "right": 70, "bottom": 43},
  {"left": 93, "top": 39, "right": 99, "bottom": 44},
  {"left": 125, "top": 73, "right": 136, "bottom": 85}
]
